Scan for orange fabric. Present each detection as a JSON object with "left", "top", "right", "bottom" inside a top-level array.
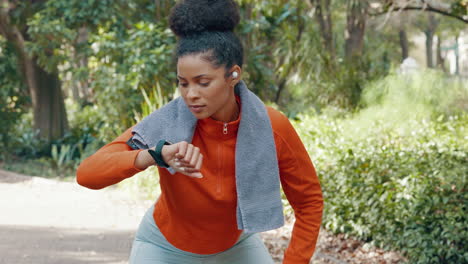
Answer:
[{"left": 76, "top": 106, "right": 323, "bottom": 264}]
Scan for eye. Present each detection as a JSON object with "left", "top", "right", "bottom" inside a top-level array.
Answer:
[
  {"left": 199, "top": 82, "right": 210, "bottom": 87},
  {"left": 179, "top": 83, "right": 188, "bottom": 88}
]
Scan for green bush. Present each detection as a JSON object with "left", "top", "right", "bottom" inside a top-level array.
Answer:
[
  {"left": 293, "top": 71, "right": 467, "bottom": 263},
  {"left": 8, "top": 112, "right": 48, "bottom": 158},
  {"left": 295, "top": 113, "right": 466, "bottom": 263},
  {"left": 2, "top": 99, "right": 106, "bottom": 177},
  {"left": 0, "top": 37, "right": 29, "bottom": 158}
]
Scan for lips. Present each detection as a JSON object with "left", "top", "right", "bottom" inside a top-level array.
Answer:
[{"left": 189, "top": 105, "right": 206, "bottom": 113}]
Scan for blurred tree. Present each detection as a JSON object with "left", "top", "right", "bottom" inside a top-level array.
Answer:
[
  {"left": 0, "top": 0, "right": 176, "bottom": 143},
  {"left": 434, "top": 10, "right": 467, "bottom": 72},
  {"left": 237, "top": 0, "right": 310, "bottom": 103},
  {"left": 2, "top": 0, "right": 464, "bottom": 139},
  {"left": 0, "top": 35, "right": 28, "bottom": 153},
  {"left": 392, "top": 12, "right": 415, "bottom": 61},
  {"left": 399, "top": 28, "right": 409, "bottom": 61},
  {"left": 373, "top": 0, "right": 468, "bottom": 23},
  {"left": 425, "top": 13, "right": 439, "bottom": 68},
  {"left": 309, "top": 0, "right": 336, "bottom": 61},
  {"left": 370, "top": 0, "right": 466, "bottom": 70},
  {"left": 345, "top": 0, "right": 369, "bottom": 61},
  {"left": 0, "top": 0, "right": 68, "bottom": 142}
]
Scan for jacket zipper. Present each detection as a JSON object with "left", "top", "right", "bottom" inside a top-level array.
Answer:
[
  {"left": 217, "top": 143, "right": 222, "bottom": 196},
  {"left": 217, "top": 123, "right": 228, "bottom": 198}
]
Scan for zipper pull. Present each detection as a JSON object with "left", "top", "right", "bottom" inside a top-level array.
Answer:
[{"left": 223, "top": 123, "right": 228, "bottom": 135}]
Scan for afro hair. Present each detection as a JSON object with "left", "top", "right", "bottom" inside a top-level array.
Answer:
[
  {"left": 169, "top": 0, "right": 244, "bottom": 72},
  {"left": 169, "top": 0, "right": 240, "bottom": 37}
]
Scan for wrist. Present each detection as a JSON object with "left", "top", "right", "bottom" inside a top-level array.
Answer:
[
  {"left": 134, "top": 149, "right": 154, "bottom": 170},
  {"left": 161, "top": 145, "right": 169, "bottom": 165},
  {"left": 145, "top": 149, "right": 157, "bottom": 166}
]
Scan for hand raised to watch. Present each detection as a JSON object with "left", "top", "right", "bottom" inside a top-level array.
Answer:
[{"left": 161, "top": 141, "right": 203, "bottom": 178}]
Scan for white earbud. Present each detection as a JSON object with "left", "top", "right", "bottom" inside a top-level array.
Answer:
[{"left": 232, "top": 71, "right": 238, "bottom": 79}]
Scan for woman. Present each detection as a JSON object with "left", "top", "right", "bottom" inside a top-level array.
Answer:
[{"left": 76, "top": 0, "right": 323, "bottom": 263}]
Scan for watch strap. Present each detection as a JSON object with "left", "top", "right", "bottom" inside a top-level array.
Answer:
[{"left": 148, "top": 140, "right": 171, "bottom": 168}]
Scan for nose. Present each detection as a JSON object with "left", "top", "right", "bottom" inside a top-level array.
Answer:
[{"left": 185, "top": 86, "right": 200, "bottom": 100}]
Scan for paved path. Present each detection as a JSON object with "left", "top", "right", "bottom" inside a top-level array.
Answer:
[
  {"left": 0, "top": 169, "right": 152, "bottom": 264},
  {"left": 0, "top": 169, "right": 353, "bottom": 264}
]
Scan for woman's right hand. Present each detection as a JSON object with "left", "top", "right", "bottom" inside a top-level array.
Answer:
[{"left": 160, "top": 141, "right": 203, "bottom": 178}]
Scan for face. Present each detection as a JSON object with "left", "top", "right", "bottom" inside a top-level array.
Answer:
[{"left": 177, "top": 53, "right": 239, "bottom": 121}]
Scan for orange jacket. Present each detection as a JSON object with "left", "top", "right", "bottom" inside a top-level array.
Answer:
[{"left": 76, "top": 106, "right": 323, "bottom": 264}]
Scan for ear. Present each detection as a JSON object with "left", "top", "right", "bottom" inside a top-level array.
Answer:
[{"left": 228, "top": 65, "right": 242, "bottom": 87}]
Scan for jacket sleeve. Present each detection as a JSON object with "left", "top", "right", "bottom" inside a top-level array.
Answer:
[
  {"left": 271, "top": 110, "right": 324, "bottom": 264},
  {"left": 76, "top": 126, "right": 145, "bottom": 189}
]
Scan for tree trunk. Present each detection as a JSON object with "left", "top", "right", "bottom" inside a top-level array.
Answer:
[
  {"left": 424, "top": 14, "right": 438, "bottom": 68},
  {"left": 1, "top": 2, "right": 68, "bottom": 142},
  {"left": 425, "top": 30, "right": 434, "bottom": 68},
  {"left": 33, "top": 61, "right": 69, "bottom": 141},
  {"left": 436, "top": 34, "right": 445, "bottom": 71},
  {"left": 399, "top": 29, "right": 409, "bottom": 61},
  {"left": 345, "top": 0, "right": 368, "bottom": 61},
  {"left": 312, "top": 0, "right": 335, "bottom": 60},
  {"left": 454, "top": 35, "right": 460, "bottom": 75},
  {"left": 16, "top": 52, "right": 69, "bottom": 142},
  {"left": 155, "top": 0, "right": 161, "bottom": 21},
  {"left": 274, "top": 4, "right": 306, "bottom": 103},
  {"left": 18, "top": 52, "right": 69, "bottom": 142},
  {"left": 274, "top": 79, "right": 287, "bottom": 104},
  {"left": 74, "top": 26, "right": 90, "bottom": 102}
]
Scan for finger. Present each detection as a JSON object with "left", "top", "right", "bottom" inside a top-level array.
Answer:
[
  {"left": 178, "top": 167, "right": 203, "bottom": 178},
  {"left": 191, "top": 172, "right": 203, "bottom": 178},
  {"left": 189, "top": 147, "right": 200, "bottom": 167},
  {"left": 173, "top": 159, "right": 182, "bottom": 168},
  {"left": 176, "top": 141, "right": 188, "bottom": 160},
  {"left": 181, "top": 167, "right": 200, "bottom": 173},
  {"left": 184, "top": 171, "right": 203, "bottom": 178},
  {"left": 183, "top": 144, "right": 194, "bottom": 164},
  {"left": 195, "top": 154, "right": 203, "bottom": 170}
]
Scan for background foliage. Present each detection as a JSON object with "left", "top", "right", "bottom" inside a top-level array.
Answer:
[
  {"left": 294, "top": 70, "right": 467, "bottom": 263},
  {"left": 0, "top": 0, "right": 467, "bottom": 263}
]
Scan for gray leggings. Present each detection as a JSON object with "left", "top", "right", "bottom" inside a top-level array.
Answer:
[{"left": 129, "top": 205, "right": 275, "bottom": 264}]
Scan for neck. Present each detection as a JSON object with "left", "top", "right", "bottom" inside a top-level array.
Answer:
[
  {"left": 211, "top": 95, "right": 239, "bottom": 123},
  {"left": 229, "top": 100, "right": 240, "bottom": 122}
]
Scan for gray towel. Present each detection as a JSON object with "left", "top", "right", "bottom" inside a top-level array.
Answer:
[{"left": 128, "top": 81, "right": 284, "bottom": 233}]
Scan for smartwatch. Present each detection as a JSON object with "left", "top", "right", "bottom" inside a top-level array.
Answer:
[{"left": 148, "top": 140, "right": 172, "bottom": 168}]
